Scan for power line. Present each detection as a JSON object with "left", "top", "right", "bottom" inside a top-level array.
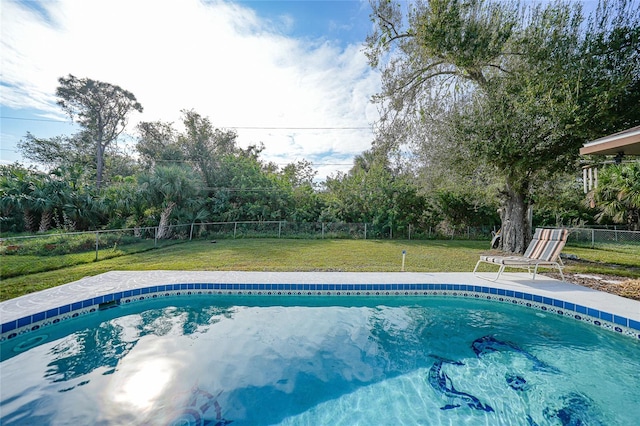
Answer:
[
  {"left": 0, "top": 149, "right": 355, "bottom": 165},
  {"left": 0, "top": 116, "right": 70, "bottom": 123},
  {"left": 0, "top": 116, "right": 372, "bottom": 130},
  {"left": 234, "top": 126, "right": 371, "bottom": 130},
  {"left": 149, "top": 159, "right": 353, "bottom": 166},
  {"left": 198, "top": 186, "right": 327, "bottom": 193}
]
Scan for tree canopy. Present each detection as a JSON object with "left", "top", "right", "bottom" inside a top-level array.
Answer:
[
  {"left": 366, "top": 0, "right": 640, "bottom": 252},
  {"left": 7, "top": 13, "right": 639, "bottom": 243},
  {"left": 56, "top": 74, "right": 143, "bottom": 189},
  {"left": 590, "top": 161, "right": 640, "bottom": 230}
]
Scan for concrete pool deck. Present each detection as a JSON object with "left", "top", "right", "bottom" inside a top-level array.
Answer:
[{"left": 1, "top": 271, "right": 639, "bottom": 339}]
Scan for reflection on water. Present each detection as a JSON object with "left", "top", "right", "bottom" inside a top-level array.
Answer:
[
  {"left": 1, "top": 297, "right": 639, "bottom": 425},
  {"left": 45, "top": 321, "right": 137, "bottom": 384},
  {"left": 111, "top": 358, "right": 175, "bottom": 410},
  {"left": 42, "top": 305, "right": 237, "bottom": 386}
]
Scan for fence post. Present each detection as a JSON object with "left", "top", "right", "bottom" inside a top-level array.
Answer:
[
  {"left": 591, "top": 228, "right": 595, "bottom": 249},
  {"left": 190, "top": 223, "right": 195, "bottom": 241},
  {"left": 322, "top": 223, "right": 325, "bottom": 239},
  {"left": 155, "top": 227, "right": 158, "bottom": 248},
  {"left": 234, "top": 222, "right": 237, "bottom": 239},
  {"left": 95, "top": 232, "right": 99, "bottom": 261},
  {"left": 279, "top": 221, "right": 282, "bottom": 238},
  {"left": 364, "top": 223, "right": 367, "bottom": 240}
]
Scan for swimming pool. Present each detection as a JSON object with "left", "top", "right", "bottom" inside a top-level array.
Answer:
[{"left": 2, "top": 292, "right": 640, "bottom": 425}]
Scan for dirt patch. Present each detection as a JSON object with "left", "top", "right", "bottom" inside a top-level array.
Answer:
[{"left": 544, "top": 272, "right": 640, "bottom": 301}]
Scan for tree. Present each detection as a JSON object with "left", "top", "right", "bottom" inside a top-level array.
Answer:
[
  {"left": 281, "top": 160, "right": 324, "bottom": 222},
  {"left": 18, "top": 131, "right": 94, "bottom": 172},
  {"left": 590, "top": 162, "right": 640, "bottom": 230},
  {"left": 0, "top": 164, "right": 42, "bottom": 232},
  {"left": 532, "top": 171, "right": 593, "bottom": 227},
  {"left": 220, "top": 154, "right": 290, "bottom": 222},
  {"left": 31, "top": 177, "right": 63, "bottom": 233},
  {"left": 56, "top": 74, "right": 143, "bottom": 189},
  {"left": 133, "top": 111, "right": 304, "bottom": 223},
  {"left": 323, "top": 147, "right": 429, "bottom": 237},
  {"left": 139, "top": 165, "right": 203, "bottom": 239},
  {"left": 55, "top": 165, "right": 105, "bottom": 231},
  {"left": 434, "top": 190, "right": 499, "bottom": 230},
  {"left": 366, "top": 0, "right": 640, "bottom": 252},
  {"left": 178, "top": 109, "right": 239, "bottom": 189},
  {"left": 135, "top": 120, "right": 184, "bottom": 170},
  {"left": 281, "top": 160, "right": 316, "bottom": 189}
]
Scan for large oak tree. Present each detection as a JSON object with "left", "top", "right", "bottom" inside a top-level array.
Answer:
[{"left": 366, "top": 0, "right": 640, "bottom": 252}]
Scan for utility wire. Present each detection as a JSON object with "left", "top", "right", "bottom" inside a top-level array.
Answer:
[
  {"left": 150, "top": 159, "right": 352, "bottom": 166},
  {"left": 0, "top": 116, "right": 70, "bottom": 123},
  {"left": 0, "top": 149, "right": 355, "bottom": 165},
  {"left": 233, "top": 126, "right": 371, "bottom": 130},
  {"left": 0, "top": 116, "right": 371, "bottom": 130}
]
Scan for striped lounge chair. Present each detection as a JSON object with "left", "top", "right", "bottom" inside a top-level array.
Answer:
[{"left": 473, "top": 228, "right": 569, "bottom": 282}]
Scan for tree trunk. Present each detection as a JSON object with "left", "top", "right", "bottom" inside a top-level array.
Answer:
[
  {"left": 96, "top": 142, "right": 105, "bottom": 190},
  {"left": 38, "top": 210, "right": 51, "bottom": 233},
  {"left": 23, "top": 209, "right": 35, "bottom": 232},
  {"left": 62, "top": 211, "right": 76, "bottom": 231},
  {"left": 156, "top": 202, "right": 176, "bottom": 239},
  {"left": 499, "top": 184, "right": 531, "bottom": 254}
]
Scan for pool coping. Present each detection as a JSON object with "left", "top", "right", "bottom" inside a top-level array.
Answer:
[{"left": 1, "top": 271, "right": 639, "bottom": 341}]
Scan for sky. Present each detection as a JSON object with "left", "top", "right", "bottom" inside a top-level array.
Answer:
[{"left": 0, "top": 0, "right": 381, "bottom": 180}]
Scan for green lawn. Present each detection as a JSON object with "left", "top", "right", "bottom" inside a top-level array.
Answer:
[
  {"left": 562, "top": 244, "right": 640, "bottom": 276},
  {"left": 1, "top": 238, "right": 638, "bottom": 301}
]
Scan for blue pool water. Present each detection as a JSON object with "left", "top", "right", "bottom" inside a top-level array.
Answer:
[{"left": 1, "top": 296, "right": 639, "bottom": 425}]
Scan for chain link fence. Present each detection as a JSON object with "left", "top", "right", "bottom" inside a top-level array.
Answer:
[
  {"left": 568, "top": 227, "right": 640, "bottom": 249},
  {"left": 188, "top": 221, "right": 495, "bottom": 240},
  {"left": 2, "top": 220, "right": 499, "bottom": 280},
  {"left": 0, "top": 225, "right": 192, "bottom": 279},
  {"left": 190, "top": 221, "right": 371, "bottom": 240},
  {"left": 1, "top": 221, "right": 493, "bottom": 263},
  {"left": 2, "top": 222, "right": 637, "bottom": 279}
]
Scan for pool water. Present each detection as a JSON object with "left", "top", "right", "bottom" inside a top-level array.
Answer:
[{"left": 1, "top": 296, "right": 639, "bottom": 425}]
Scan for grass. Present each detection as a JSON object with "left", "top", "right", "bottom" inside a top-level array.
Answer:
[
  {"left": 0, "top": 239, "right": 182, "bottom": 278},
  {"left": 1, "top": 238, "right": 638, "bottom": 302},
  {"left": 563, "top": 240, "right": 640, "bottom": 277},
  {"left": 564, "top": 244, "right": 640, "bottom": 269}
]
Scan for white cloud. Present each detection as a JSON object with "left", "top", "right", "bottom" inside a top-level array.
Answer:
[{"left": 1, "top": 0, "right": 380, "bottom": 179}]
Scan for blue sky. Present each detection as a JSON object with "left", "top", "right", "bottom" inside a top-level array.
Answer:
[{"left": 1, "top": 0, "right": 379, "bottom": 179}]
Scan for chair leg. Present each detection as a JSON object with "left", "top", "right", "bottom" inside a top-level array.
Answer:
[
  {"left": 473, "top": 260, "right": 482, "bottom": 275},
  {"left": 474, "top": 260, "right": 503, "bottom": 282},
  {"left": 557, "top": 264, "right": 565, "bottom": 281},
  {"left": 493, "top": 265, "right": 505, "bottom": 281}
]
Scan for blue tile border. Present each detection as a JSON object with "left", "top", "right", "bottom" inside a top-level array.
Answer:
[{"left": 1, "top": 282, "right": 639, "bottom": 341}]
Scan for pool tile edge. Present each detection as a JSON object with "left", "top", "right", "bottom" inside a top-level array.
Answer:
[{"left": 2, "top": 278, "right": 639, "bottom": 342}]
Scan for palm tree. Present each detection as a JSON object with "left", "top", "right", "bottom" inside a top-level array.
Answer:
[
  {"left": 101, "top": 176, "right": 148, "bottom": 231},
  {"left": 64, "top": 191, "right": 104, "bottom": 231},
  {"left": 33, "top": 178, "right": 67, "bottom": 233},
  {"left": 591, "top": 161, "right": 640, "bottom": 230},
  {"left": 139, "top": 165, "right": 202, "bottom": 239},
  {"left": 0, "top": 165, "right": 43, "bottom": 233}
]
